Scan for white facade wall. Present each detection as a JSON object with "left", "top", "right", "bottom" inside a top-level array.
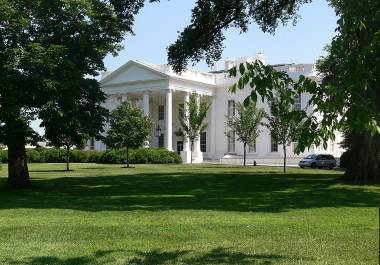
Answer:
[{"left": 88, "top": 56, "right": 344, "bottom": 163}]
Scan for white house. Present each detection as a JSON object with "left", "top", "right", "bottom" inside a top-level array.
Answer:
[{"left": 88, "top": 54, "right": 344, "bottom": 164}]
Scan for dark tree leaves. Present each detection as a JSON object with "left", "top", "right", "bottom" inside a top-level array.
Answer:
[{"left": 167, "top": 0, "right": 311, "bottom": 72}]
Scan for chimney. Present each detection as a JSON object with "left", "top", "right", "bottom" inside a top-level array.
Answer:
[
  {"left": 211, "top": 63, "right": 219, "bottom": 72},
  {"left": 255, "top": 52, "right": 266, "bottom": 65},
  {"left": 225, "top": 58, "right": 234, "bottom": 71}
]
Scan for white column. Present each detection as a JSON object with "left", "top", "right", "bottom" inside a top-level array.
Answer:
[
  {"left": 165, "top": 89, "right": 173, "bottom": 151},
  {"left": 194, "top": 93, "right": 201, "bottom": 153},
  {"left": 183, "top": 92, "right": 190, "bottom": 152},
  {"left": 143, "top": 91, "right": 149, "bottom": 116},
  {"left": 143, "top": 91, "right": 150, "bottom": 148},
  {"left": 121, "top": 94, "right": 128, "bottom": 102},
  {"left": 210, "top": 94, "right": 216, "bottom": 159}
]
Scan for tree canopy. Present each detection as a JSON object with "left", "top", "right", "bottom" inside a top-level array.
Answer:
[
  {"left": 168, "top": 0, "right": 311, "bottom": 72},
  {"left": 0, "top": 0, "right": 158, "bottom": 187},
  {"left": 178, "top": 93, "right": 209, "bottom": 164},
  {"left": 225, "top": 101, "right": 265, "bottom": 166},
  {"left": 105, "top": 101, "right": 153, "bottom": 168},
  {"left": 266, "top": 87, "right": 304, "bottom": 173}
]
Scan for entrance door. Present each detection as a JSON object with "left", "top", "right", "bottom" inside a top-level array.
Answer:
[{"left": 177, "top": 141, "right": 184, "bottom": 155}]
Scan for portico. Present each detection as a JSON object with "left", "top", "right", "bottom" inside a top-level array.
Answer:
[{"left": 99, "top": 60, "right": 215, "bottom": 162}]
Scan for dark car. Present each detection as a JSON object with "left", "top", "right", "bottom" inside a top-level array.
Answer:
[{"left": 299, "top": 154, "right": 337, "bottom": 169}]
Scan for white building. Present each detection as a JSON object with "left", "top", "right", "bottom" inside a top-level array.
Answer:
[{"left": 89, "top": 54, "right": 344, "bottom": 164}]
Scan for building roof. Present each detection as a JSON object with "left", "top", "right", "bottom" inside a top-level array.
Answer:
[
  {"left": 101, "top": 60, "right": 216, "bottom": 86},
  {"left": 101, "top": 59, "right": 316, "bottom": 88}
]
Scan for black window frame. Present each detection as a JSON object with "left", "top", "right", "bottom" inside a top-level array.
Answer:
[{"left": 200, "top": 132, "right": 207, "bottom": 153}]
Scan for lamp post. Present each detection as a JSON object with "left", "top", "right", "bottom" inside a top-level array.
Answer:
[{"left": 155, "top": 122, "right": 162, "bottom": 137}]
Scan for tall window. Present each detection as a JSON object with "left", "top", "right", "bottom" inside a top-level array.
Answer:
[
  {"left": 294, "top": 94, "right": 301, "bottom": 110},
  {"left": 293, "top": 142, "right": 298, "bottom": 154},
  {"left": 89, "top": 137, "right": 95, "bottom": 150},
  {"left": 271, "top": 133, "right": 278, "bottom": 152},
  {"left": 179, "top": 104, "right": 184, "bottom": 119},
  {"left": 158, "top": 105, "right": 165, "bottom": 120},
  {"left": 227, "top": 100, "right": 235, "bottom": 117},
  {"left": 177, "top": 141, "right": 183, "bottom": 155},
  {"left": 158, "top": 134, "right": 164, "bottom": 148},
  {"left": 330, "top": 142, "right": 335, "bottom": 153},
  {"left": 227, "top": 131, "right": 235, "bottom": 153},
  {"left": 249, "top": 138, "right": 256, "bottom": 153},
  {"left": 200, "top": 132, "right": 207, "bottom": 153}
]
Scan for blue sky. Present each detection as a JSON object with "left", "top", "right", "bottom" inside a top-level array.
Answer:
[
  {"left": 33, "top": 0, "right": 338, "bottom": 134},
  {"left": 104, "top": 0, "right": 338, "bottom": 72}
]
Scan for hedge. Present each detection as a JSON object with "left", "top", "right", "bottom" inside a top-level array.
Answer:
[
  {"left": 98, "top": 148, "right": 182, "bottom": 164},
  {"left": 0, "top": 147, "right": 181, "bottom": 164}
]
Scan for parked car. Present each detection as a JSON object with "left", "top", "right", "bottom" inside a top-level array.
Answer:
[{"left": 299, "top": 154, "right": 337, "bottom": 169}]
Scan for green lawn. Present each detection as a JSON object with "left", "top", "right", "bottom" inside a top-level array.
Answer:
[{"left": 0, "top": 163, "right": 378, "bottom": 265}]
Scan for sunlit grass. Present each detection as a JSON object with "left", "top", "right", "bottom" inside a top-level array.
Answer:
[{"left": 0, "top": 163, "right": 378, "bottom": 265}]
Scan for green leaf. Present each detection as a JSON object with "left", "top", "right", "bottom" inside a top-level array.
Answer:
[
  {"left": 239, "top": 63, "right": 245, "bottom": 75},
  {"left": 250, "top": 91, "right": 257, "bottom": 102},
  {"left": 243, "top": 96, "right": 251, "bottom": 107}
]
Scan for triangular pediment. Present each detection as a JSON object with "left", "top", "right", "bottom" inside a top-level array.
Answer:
[{"left": 101, "top": 61, "right": 167, "bottom": 86}]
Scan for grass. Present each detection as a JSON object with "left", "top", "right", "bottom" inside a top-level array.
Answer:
[{"left": 0, "top": 163, "right": 378, "bottom": 265}]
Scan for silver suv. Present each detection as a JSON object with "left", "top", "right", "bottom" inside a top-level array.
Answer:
[{"left": 299, "top": 154, "right": 336, "bottom": 169}]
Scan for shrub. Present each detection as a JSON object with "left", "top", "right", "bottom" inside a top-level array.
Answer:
[
  {"left": 70, "top": 149, "right": 89, "bottom": 163},
  {"left": 26, "top": 149, "right": 41, "bottom": 162},
  {"left": 0, "top": 150, "right": 7, "bottom": 163},
  {"left": 99, "top": 148, "right": 181, "bottom": 164},
  {"left": 87, "top": 150, "right": 103, "bottom": 163},
  {"left": 98, "top": 149, "right": 126, "bottom": 164},
  {"left": 0, "top": 147, "right": 181, "bottom": 164},
  {"left": 40, "top": 148, "right": 66, "bottom": 163}
]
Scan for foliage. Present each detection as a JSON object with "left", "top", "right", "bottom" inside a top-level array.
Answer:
[
  {"left": 167, "top": 0, "right": 311, "bottom": 72},
  {"left": 0, "top": 0, "right": 159, "bottom": 187},
  {"left": 178, "top": 93, "right": 209, "bottom": 163},
  {"left": 229, "top": 61, "right": 308, "bottom": 172},
  {"left": 40, "top": 80, "right": 108, "bottom": 170},
  {"left": 105, "top": 101, "right": 153, "bottom": 167},
  {"left": 98, "top": 148, "right": 182, "bottom": 164},
  {"left": 266, "top": 86, "right": 305, "bottom": 173},
  {"left": 310, "top": 0, "right": 380, "bottom": 182},
  {"left": 168, "top": 0, "right": 380, "bottom": 182},
  {"left": 0, "top": 148, "right": 181, "bottom": 165},
  {"left": 225, "top": 101, "right": 265, "bottom": 166}
]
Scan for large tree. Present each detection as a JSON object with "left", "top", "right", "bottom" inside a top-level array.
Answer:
[
  {"left": 41, "top": 92, "right": 107, "bottom": 171},
  {"left": 0, "top": 0, "right": 157, "bottom": 188},
  {"left": 225, "top": 101, "right": 265, "bottom": 166},
  {"left": 179, "top": 93, "right": 209, "bottom": 164},
  {"left": 168, "top": 0, "right": 380, "bottom": 182},
  {"left": 105, "top": 101, "right": 153, "bottom": 168},
  {"left": 310, "top": 0, "right": 380, "bottom": 182}
]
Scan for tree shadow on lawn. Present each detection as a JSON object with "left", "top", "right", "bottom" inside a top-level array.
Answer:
[
  {"left": 0, "top": 170, "right": 378, "bottom": 213},
  {"left": 3, "top": 247, "right": 302, "bottom": 265}
]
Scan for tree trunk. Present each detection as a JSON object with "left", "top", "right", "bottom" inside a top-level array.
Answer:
[
  {"left": 344, "top": 132, "right": 380, "bottom": 183},
  {"left": 243, "top": 142, "right": 247, "bottom": 166},
  {"left": 126, "top": 146, "right": 130, "bottom": 168},
  {"left": 283, "top": 144, "right": 287, "bottom": 173},
  {"left": 190, "top": 141, "right": 193, "bottom": 164},
  {"left": 8, "top": 140, "right": 30, "bottom": 188},
  {"left": 66, "top": 146, "right": 70, "bottom": 171}
]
